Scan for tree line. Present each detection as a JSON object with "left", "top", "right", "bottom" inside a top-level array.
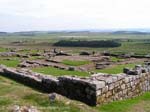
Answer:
[{"left": 53, "top": 40, "right": 121, "bottom": 48}]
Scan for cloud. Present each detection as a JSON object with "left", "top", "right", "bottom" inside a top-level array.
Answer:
[{"left": 0, "top": 0, "right": 150, "bottom": 31}]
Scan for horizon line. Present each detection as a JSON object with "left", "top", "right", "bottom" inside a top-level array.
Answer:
[{"left": 1, "top": 28, "right": 150, "bottom": 33}]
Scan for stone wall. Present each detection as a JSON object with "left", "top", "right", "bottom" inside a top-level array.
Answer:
[
  {"left": 94, "top": 73, "right": 150, "bottom": 104},
  {"left": 0, "top": 63, "right": 150, "bottom": 106},
  {"left": 103, "top": 52, "right": 150, "bottom": 58}
]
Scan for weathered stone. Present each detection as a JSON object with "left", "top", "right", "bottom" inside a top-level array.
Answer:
[
  {"left": 106, "top": 91, "right": 112, "bottom": 98},
  {"left": 123, "top": 67, "right": 130, "bottom": 74},
  {"left": 68, "top": 66, "right": 75, "bottom": 71},
  {"left": 49, "top": 93, "right": 56, "bottom": 102},
  {"left": 91, "top": 80, "right": 106, "bottom": 90},
  {"left": 121, "top": 84, "right": 126, "bottom": 90},
  {"left": 101, "top": 86, "right": 108, "bottom": 94},
  {"left": 108, "top": 83, "right": 115, "bottom": 90},
  {"left": 96, "top": 89, "right": 102, "bottom": 96}
]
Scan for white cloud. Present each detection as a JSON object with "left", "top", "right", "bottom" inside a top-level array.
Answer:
[{"left": 0, "top": 0, "right": 150, "bottom": 31}]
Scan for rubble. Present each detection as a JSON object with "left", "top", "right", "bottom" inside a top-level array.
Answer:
[
  {"left": 0, "top": 52, "right": 17, "bottom": 57},
  {"left": 96, "top": 62, "right": 111, "bottom": 69}
]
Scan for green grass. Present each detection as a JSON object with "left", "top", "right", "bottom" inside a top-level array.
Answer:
[
  {"left": 108, "top": 42, "right": 150, "bottom": 55},
  {"left": 0, "top": 59, "right": 20, "bottom": 67},
  {"left": 97, "top": 92, "right": 150, "bottom": 112},
  {"left": 29, "top": 56, "right": 44, "bottom": 60},
  {"left": 110, "top": 57, "right": 123, "bottom": 62},
  {"left": 62, "top": 60, "right": 90, "bottom": 66},
  {"left": 32, "top": 67, "right": 90, "bottom": 77},
  {"left": 96, "top": 63, "right": 138, "bottom": 74},
  {"left": 0, "top": 75, "right": 83, "bottom": 112},
  {"left": 0, "top": 47, "right": 8, "bottom": 52}
]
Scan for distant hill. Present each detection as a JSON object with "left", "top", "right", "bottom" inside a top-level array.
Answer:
[
  {"left": 1, "top": 29, "right": 150, "bottom": 36},
  {"left": 0, "top": 32, "right": 7, "bottom": 34},
  {"left": 111, "top": 31, "right": 150, "bottom": 35},
  {"left": 0, "top": 32, "right": 8, "bottom": 36}
]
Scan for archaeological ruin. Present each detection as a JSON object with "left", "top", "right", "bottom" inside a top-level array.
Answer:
[{"left": 0, "top": 62, "right": 150, "bottom": 106}]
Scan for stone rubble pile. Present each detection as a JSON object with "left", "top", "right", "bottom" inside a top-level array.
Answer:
[
  {"left": 123, "top": 63, "right": 150, "bottom": 75},
  {"left": 0, "top": 52, "right": 30, "bottom": 58},
  {"left": 96, "top": 62, "right": 111, "bottom": 69},
  {"left": 0, "top": 63, "right": 150, "bottom": 106},
  {"left": 0, "top": 52, "right": 17, "bottom": 57}
]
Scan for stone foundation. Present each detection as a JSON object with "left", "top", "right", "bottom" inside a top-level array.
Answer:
[{"left": 0, "top": 63, "right": 150, "bottom": 106}]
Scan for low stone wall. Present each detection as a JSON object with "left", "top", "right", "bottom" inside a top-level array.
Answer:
[
  {"left": 103, "top": 52, "right": 150, "bottom": 58},
  {"left": 18, "top": 60, "right": 68, "bottom": 70},
  {"left": 0, "top": 63, "right": 150, "bottom": 106},
  {"left": 0, "top": 52, "right": 17, "bottom": 57},
  {"left": 94, "top": 73, "right": 150, "bottom": 104}
]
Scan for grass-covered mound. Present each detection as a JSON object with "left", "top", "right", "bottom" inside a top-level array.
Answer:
[{"left": 54, "top": 40, "right": 121, "bottom": 48}]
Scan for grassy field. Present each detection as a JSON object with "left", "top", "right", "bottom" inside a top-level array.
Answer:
[
  {"left": 0, "top": 47, "right": 8, "bottom": 52},
  {"left": 62, "top": 60, "right": 90, "bottom": 66},
  {"left": 32, "top": 67, "right": 90, "bottom": 77},
  {"left": 95, "top": 63, "right": 138, "bottom": 74},
  {"left": 1, "top": 75, "right": 150, "bottom": 112},
  {"left": 107, "top": 42, "right": 150, "bottom": 55},
  {"left": 0, "top": 59, "right": 20, "bottom": 67},
  {"left": 1, "top": 33, "right": 150, "bottom": 55}
]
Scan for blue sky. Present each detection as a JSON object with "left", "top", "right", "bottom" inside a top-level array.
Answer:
[{"left": 0, "top": 0, "right": 150, "bottom": 32}]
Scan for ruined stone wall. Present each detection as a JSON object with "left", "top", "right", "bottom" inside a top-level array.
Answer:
[
  {"left": 0, "top": 64, "right": 150, "bottom": 106},
  {"left": 94, "top": 73, "right": 150, "bottom": 105}
]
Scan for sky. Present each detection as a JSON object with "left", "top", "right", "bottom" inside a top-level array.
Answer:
[{"left": 0, "top": 0, "right": 150, "bottom": 32}]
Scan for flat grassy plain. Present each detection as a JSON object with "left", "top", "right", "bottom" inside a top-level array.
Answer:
[
  {"left": 108, "top": 42, "right": 150, "bottom": 55},
  {"left": 1, "top": 33, "right": 150, "bottom": 55}
]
